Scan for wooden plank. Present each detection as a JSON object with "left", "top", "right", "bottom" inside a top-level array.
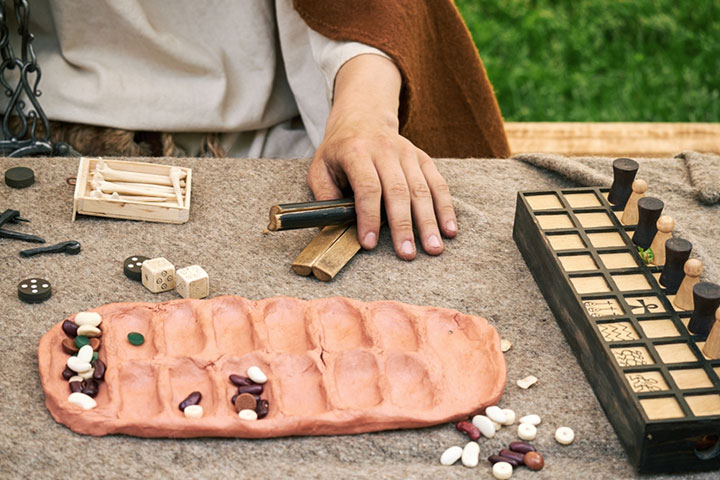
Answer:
[
  {"left": 505, "top": 122, "right": 720, "bottom": 157},
  {"left": 312, "top": 224, "right": 362, "bottom": 282},
  {"left": 291, "top": 224, "right": 350, "bottom": 276}
]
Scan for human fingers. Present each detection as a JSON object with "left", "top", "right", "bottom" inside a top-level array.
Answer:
[
  {"left": 418, "top": 152, "right": 457, "bottom": 238},
  {"left": 373, "top": 154, "right": 416, "bottom": 260},
  {"left": 341, "top": 152, "right": 382, "bottom": 250},
  {"left": 307, "top": 155, "right": 343, "bottom": 201},
  {"left": 401, "top": 154, "right": 444, "bottom": 255}
]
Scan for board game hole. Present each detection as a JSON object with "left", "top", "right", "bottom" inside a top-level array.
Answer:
[
  {"left": 118, "top": 362, "right": 163, "bottom": 417},
  {"left": 559, "top": 254, "right": 598, "bottom": 272},
  {"left": 639, "top": 319, "right": 680, "bottom": 338},
  {"left": 525, "top": 193, "right": 563, "bottom": 210},
  {"left": 333, "top": 350, "right": 382, "bottom": 409},
  {"left": 694, "top": 435, "right": 720, "bottom": 461},
  {"left": 315, "top": 298, "right": 372, "bottom": 351},
  {"left": 263, "top": 298, "right": 313, "bottom": 353},
  {"left": 547, "top": 233, "right": 585, "bottom": 250},
  {"left": 599, "top": 252, "right": 637, "bottom": 269},
  {"left": 108, "top": 309, "right": 158, "bottom": 360},
  {"left": 583, "top": 298, "right": 624, "bottom": 317},
  {"left": 655, "top": 343, "right": 697, "bottom": 364},
  {"left": 211, "top": 297, "right": 256, "bottom": 355},
  {"left": 168, "top": 359, "right": 216, "bottom": 417},
  {"left": 587, "top": 231, "right": 625, "bottom": 248},
  {"left": 571, "top": 275, "right": 610, "bottom": 294},
  {"left": 686, "top": 395, "right": 720, "bottom": 417},
  {"left": 163, "top": 302, "right": 206, "bottom": 356},
  {"left": 384, "top": 353, "right": 435, "bottom": 409},
  {"left": 576, "top": 212, "right": 614, "bottom": 228},
  {"left": 564, "top": 192, "right": 602, "bottom": 208},
  {"left": 612, "top": 273, "right": 651, "bottom": 292},
  {"left": 368, "top": 304, "right": 418, "bottom": 351},
  {"left": 272, "top": 353, "right": 327, "bottom": 415},
  {"left": 670, "top": 369, "right": 713, "bottom": 389},
  {"left": 640, "top": 396, "right": 684, "bottom": 420},
  {"left": 536, "top": 213, "right": 574, "bottom": 230}
]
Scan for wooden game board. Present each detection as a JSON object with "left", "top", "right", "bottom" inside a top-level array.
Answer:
[{"left": 513, "top": 187, "right": 720, "bottom": 473}]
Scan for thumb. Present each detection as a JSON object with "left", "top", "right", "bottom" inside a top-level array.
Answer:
[{"left": 307, "top": 157, "right": 343, "bottom": 201}]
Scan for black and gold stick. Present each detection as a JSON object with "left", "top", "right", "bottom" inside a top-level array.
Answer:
[{"left": 267, "top": 198, "right": 355, "bottom": 231}]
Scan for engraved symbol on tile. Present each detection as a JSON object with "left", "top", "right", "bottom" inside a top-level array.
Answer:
[
  {"left": 599, "top": 322, "right": 638, "bottom": 341},
  {"left": 584, "top": 299, "right": 623, "bottom": 317},
  {"left": 613, "top": 347, "right": 652, "bottom": 367},
  {"left": 627, "top": 298, "right": 659, "bottom": 314},
  {"left": 627, "top": 373, "right": 665, "bottom": 393}
]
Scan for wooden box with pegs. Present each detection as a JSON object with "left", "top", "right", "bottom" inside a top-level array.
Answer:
[
  {"left": 72, "top": 157, "right": 192, "bottom": 224},
  {"left": 513, "top": 187, "right": 720, "bottom": 473}
]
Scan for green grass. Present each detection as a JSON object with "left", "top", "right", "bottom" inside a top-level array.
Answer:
[{"left": 456, "top": 0, "right": 720, "bottom": 121}]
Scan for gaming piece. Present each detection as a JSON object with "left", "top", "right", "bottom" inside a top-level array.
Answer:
[
  {"left": 4, "top": 166, "right": 35, "bottom": 188},
  {"left": 123, "top": 255, "right": 149, "bottom": 281},
  {"left": 649, "top": 216, "right": 674, "bottom": 266},
  {"left": 658, "top": 238, "right": 692, "bottom": 291},
  {"left": 631, "top": 197, "right": 664, "bottom": 249},
  {"left": 127, "top": 332, "right": 145, "bottom": 346},
  {"left": 176, "top": 265, "right": 209, "bottom": 299},
  {"left": 620, "top": 179, "right": 647, "bottom": 225},
  {"left": 673, "top": 259, "right": 702, "bottom": 310},
  {"left": 17, "top": 278, "right": 52, "bottom": 303},
  {"left": 607, "top": 158, "right": 639, "bottom": 209},
  {"left": 687, "top": 282, "right": 720, "bottom": 336},
  {"left": 702, "top": 307, "right": 720, "bottom": 359},
  {"left": 19, "top": 241, "right": 81, "bottom": 258},
  {"left": 141, "top": 257, "right": 176, "bottom": 293}
]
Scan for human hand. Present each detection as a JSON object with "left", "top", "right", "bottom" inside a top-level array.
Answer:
[{"left": 307, "top": 54, "right": 457, "bottom": 260}]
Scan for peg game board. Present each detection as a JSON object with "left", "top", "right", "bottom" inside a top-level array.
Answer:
[{"left": 513, "top": 187, "right": 720, "bottom": 473}]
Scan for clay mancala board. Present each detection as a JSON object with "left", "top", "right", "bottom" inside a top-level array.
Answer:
[{"left": 38, "top": 296, "right": 506, "bottom": 437}]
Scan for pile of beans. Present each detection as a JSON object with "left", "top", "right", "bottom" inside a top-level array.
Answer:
[
  {"left": 61, "top": 312, "right": 105, "bottom": 410},
  {"left": 179, "top": 391, "right": 204, "bottom": 418},
  {"left": 488, "top": 441, "right": 545, "bottom": 474},
  {"left": 229, "top": 366, "right": 269, "bottom": 421}
]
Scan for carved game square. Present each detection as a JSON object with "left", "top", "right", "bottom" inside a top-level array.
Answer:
[
  {"left": 583, "top": 298, "right": 624, "bottom": 317},
  {"left": 598, "top": 322, "right": 639, "bottom": 342},
  {"left": 559, "top": 254, "right": 598, "bottom": 272},
  {"left": 548, "top": 234, "right": 585, "bottom": 250},
  {"left": 576, "top": 212, "right": 614, "bottom": 228},
  {"left": 625, "top": 296, "right": 665, "bottom": 315},
  {"left": 571, "top": 275, "right": 610, "bottom": 294},
  {"left": 526, "top": 194, "right": 563, "bottom": 210},
  {"left": 639, "top": 319, "right": 680, "bottom": 338},
  {"left": 587, "top": 232, "right": 626, "bottom": 248},
  {"left": 670, "top": 369, "right": 713, "bottom": 390},
  {"left": 599, "top": 252, "right": 637, "bottom": 269},
  {"left": 612, "top": 274, "right": 652, "bottom": 292},
  {"left": 685, "top": 394, "right": 720, "bottom": 417},
  {"left": 537, "top": 214, "right": 574, "bottom": 230},
  {"left": 611, "top": 346, "right": 653, "bottom": 367},
  {"left": 655, "top": 343, "right": 697, "bottom": 364},
  {"left": 565, "top": 192, "right": 602, "bottom": 208},
  {"left": 640, "top": 397, "right": 684, "bottom": 420},
  {"left": 625, "top": 371, "right": 669, "bottom": 393}
]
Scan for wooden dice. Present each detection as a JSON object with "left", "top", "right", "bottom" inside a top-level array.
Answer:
[
  {"left": 142, "top": 257, "right": 176, "bottom": 293},
  {"left": 176, "top": 265, "right": 209, "bottom": 299}
]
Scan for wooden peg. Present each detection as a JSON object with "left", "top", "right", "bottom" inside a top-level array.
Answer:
[
  {"left": 292, "top": 224, "right": 350, "bottom": 276},
  {"left": 631, "top": 197, "right": 664, "bottom": 249},
  {"left": 673, "top": 259, "right": 702, "bottom": 310},
  {"left": 702, "top": 307, "right": 720, "bottom": 359},
  {"left": 649, "top": 215, "right": 675, "bottom": 266},
  {"left": 312, "top": 224, "right": 362, "bottom": 281},
  {"left": 608, "top": 158, "right": 639, "bottom": 209},
  {"left": 621, "top": 179, "right": 647, "bottom": 225}
]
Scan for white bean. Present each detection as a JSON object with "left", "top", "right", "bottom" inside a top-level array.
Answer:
[
  {"left": 461, "top": 441, "right": 480, "bottom": 467},
  {"left": 519, "top": 414, "right": 542, "bottom": 426},
  {"left": 183, "top": 405, "right": 203, "bottom": 419},
  {"left": 485, "top": 406, "right": 507, "bottom": 424},
  {"left": 68, "top": 375, "right": 84, "bottom": 383},
  {"left": 74, "top": 312, "right": 102, "bottom": 327},
  {"left": 491, "top": 420, "right": 503, "bottom": 430},
  {"left": 440, "top": 446, "right": 463, "bottom": 466},
  {"left": 492, "top": 461, "right": 513, "bottom": 479},
  {"left": 471, "top": 414, "right": 496, "bottom": 438},
  {"left": 247, "top": 366, "right": 267, "bottom": 384},
  {"left": 238, "top": 409, "right": 258, "bottom": 421},
  {"left": 76, "top": 325, "right": 102, "bottom": 338},
  {"left": 77, "top": 345, "right": 94, "bottom": 363},
  {"left": 67, "top": 356, "right": 91, "bottom": 373},
  {"left": 516, "top": 375, "right": 538, "bottom": 389},
  {"left": 68, "top": 392, "right": 96, "bottom": 410},
  {"left": 501, "top": 408, "right": 516, "bottom": 426},
  {"left": 518, "top": 422, "right": 537, "bottom": 441},
  {"left": 78, "top": 368, "right": 95, "bottom": 380},
  {"left": 555, "top": 426, "right": 575, "bottom": 445}
]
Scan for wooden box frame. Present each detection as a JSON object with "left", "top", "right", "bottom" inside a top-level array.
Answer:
[
  {"left": 513, "top": 187, "right": 720, "bottom": 473},
  {"left": 72, "top": 158, "right": 191, "bottom": 224}
]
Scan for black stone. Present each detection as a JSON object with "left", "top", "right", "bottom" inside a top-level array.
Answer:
[
  {"left": 123, "top": 255, "right": 148, "bottom": 281},
  {"left": 4, "top": 166, "right": 35, "bottom": 188},
  {"left": 658, "top": 238, "right": 692, "bottom": 292},
  {"left": 607, "top": 158, "right": 639, "bottom": 208},
  {"left": 17, "top": 278, "right": 52, "bottom": 303},
  {"left": 687, "top": 282, "right": 720, "bottom": 337},
  {"left": 631, "top": 197, "right": 664, "bottom": 249}
]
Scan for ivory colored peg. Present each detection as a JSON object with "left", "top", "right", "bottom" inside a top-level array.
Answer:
[
  {"left": 702, "top": 308, "right": 720, "bottom": 359},
  {"left": 673, "top": 259, "right": 702, "bottom": 310},
  {"left": 169, "top": 167, "right": 184, "bottom": 206},
  {"left": 112, "top": 182, "right": 185, "bottom": 194},
  {"left": 90, "top": 189, "right": 168, "bottom": 203},
  {"left": 621, "top": 179, "right": 647, "bottom": 225},
  {"left": 91, "top": 177, "right": 174, "bottom": 199},
  {"left": 95, "top": 159, "right": 186, "bottom": 186},
  {"left": 650, "top": 215, "right": 675, "bottom": 266}
]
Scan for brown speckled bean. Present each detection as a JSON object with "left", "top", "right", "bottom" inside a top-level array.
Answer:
[
  {"left": 229, "top": 374, "right": 252, "bottom": 387},
  {"left": 237, "top": 384, "right": 263, "bottom": 395},
  {"left": 488, "top": 455, "right": 520, "bottom": 468},
  {"left": 179, "top": 391, "right": 202, "bottom": 411},
  {"left": 62, "top": 319, "right": 78, "bottom": 337},
  {"left": 524, "top": 451, "right": 544, "bottom": 471},
  {"left": 499, "top": 449, "right": 525, "bottom": 465},
  {"left": 90, "top": 337, "right": 101, "bottom": 351},
  {"left": 69, "top": 381, "right": 84, "bottom": 393},
  {"left": 456, "top": 421, "right": 481, "bottom": 441},
  {"left": 93, "top": 359, "right": 106, "bottom": 381},
  {"left": 62, "top": 338, "right": 79, "bottom": 354},
  {"left": 255, "top": 399, "right": 269, "bottom": 419},
  {"left": 509, "top": 441, "right": 536, "bottom": 454}
]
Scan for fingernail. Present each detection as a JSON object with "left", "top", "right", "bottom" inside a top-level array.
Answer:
[
  {"left": 401, "top": 240, "right": 414, "bottom": 256},
  {"left": 446, "top": 220, "right": 457, "bottom": 233},
  {"left": 363, "top": 232, "right": 377, "bottom": 248},
  {"left": 427, "top": 234, "right": 441, "bottom": 249}
]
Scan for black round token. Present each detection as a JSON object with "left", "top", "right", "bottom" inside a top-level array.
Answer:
[
  {"left": 18, "top": 278, "right": 52, "bottom": 303},
  {"left": 124, "top": 255, "right": 149, "bottom": 281},
  {"left": 5, "top": 166, "right": 35, "bottom": 189}
]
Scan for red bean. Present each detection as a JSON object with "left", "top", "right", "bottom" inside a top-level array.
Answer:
[
  {"left": 229, "top": 374, "right": 252, "bottom": 387},
  {"left": 62, "top": 319, "right": 78, "bottom": 337},
  {"left": 499, "top": 449, "right": 525, "bottom": 465},
  {"left": 456, "top": 421, "right": 481, "bottom": 441},
  {"left": 93, "top": 359, "right": 106, "bottom": 381},
  {"left": 69, "top": 381, "right": 84, "bottom": 393},
  {"left": 82, "top": 379, "right": 99, "bottom": 397},
  {"left": 179, "top": 391, "right": 202, "bottom": 411},
  {"left": 237, "top": 384, "right": 263, "bottom": 395},
  {"left": 488, "top": 455, "right": 520, "bottom": 468},
  {"left": 256, "top": 399, "right": 269, "bottom": 419},
  {"left": 62, "top": 366, "right": 74, "bottom": 380},
  {"left": 509, "top": 441, "right": 537, "bottom": 454}
]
